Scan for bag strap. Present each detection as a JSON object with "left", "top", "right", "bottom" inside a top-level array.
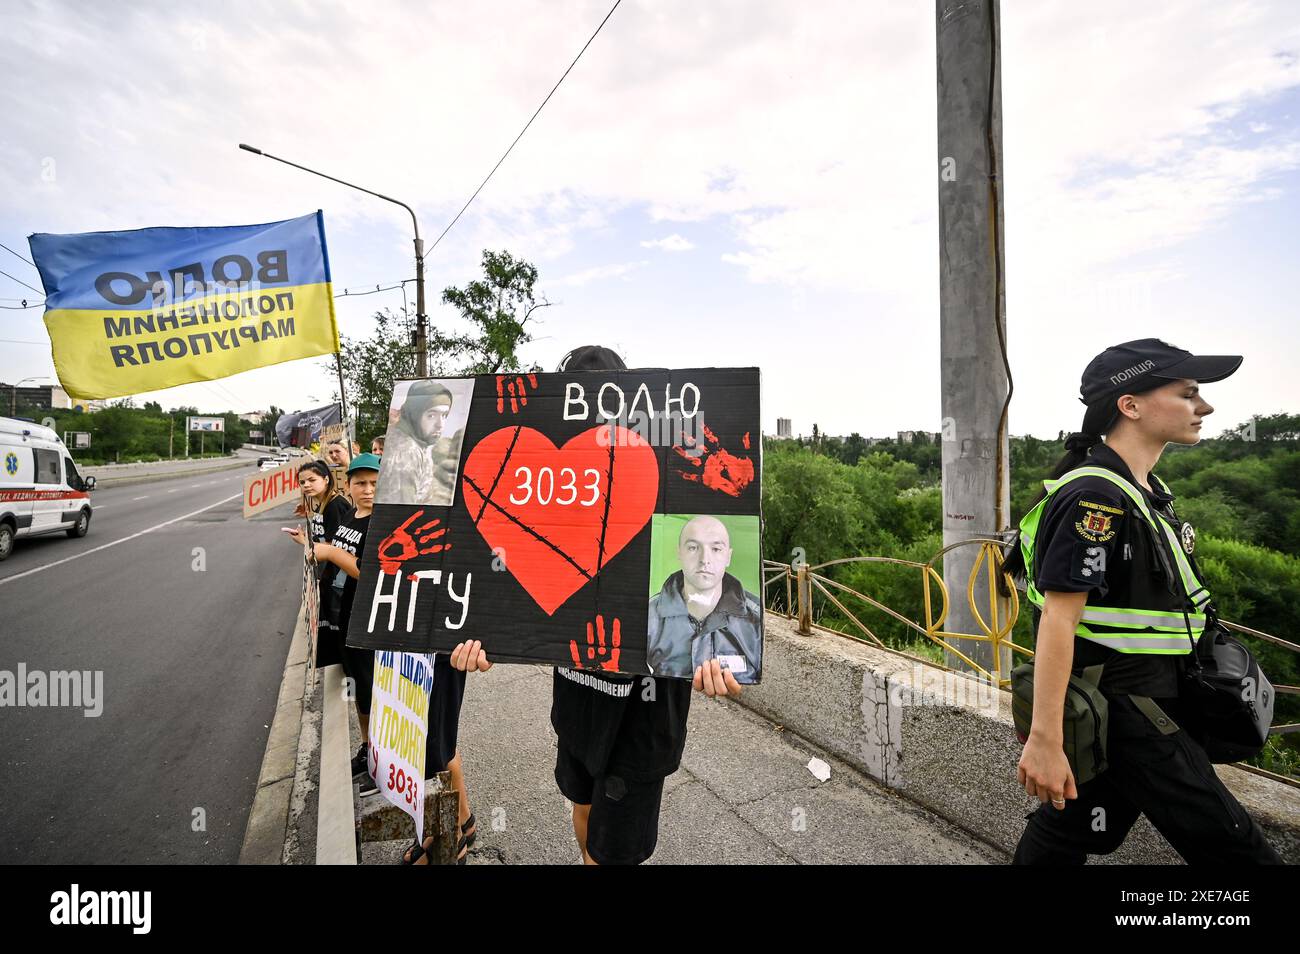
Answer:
[
  {"left": 1129, "top": 695, "right": 1181, "bottom": 735},
  {"left": 1079, "top": 664, "right": 1104, "bottom": 687}
]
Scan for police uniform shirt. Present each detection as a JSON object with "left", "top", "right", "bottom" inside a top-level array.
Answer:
[{"left": 1032, "top": 443, "right": 1193, "bottom": 699}]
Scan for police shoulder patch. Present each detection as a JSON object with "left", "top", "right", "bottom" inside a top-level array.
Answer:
[{"left": 1073, "top": 496, "right": 1122, "bottom": 543}]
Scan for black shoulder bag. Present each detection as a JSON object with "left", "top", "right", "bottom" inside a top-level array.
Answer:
[{"left": 1139, "top": 502, "right": 1275, "bottom": 763}]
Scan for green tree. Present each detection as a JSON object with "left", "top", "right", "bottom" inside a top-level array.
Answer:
[
  {"left": 434, "top": 249, "right": 551, "bottom": 374},
  {"left": 334, "top": 308, "right": 419, "bottom": 446},
  {"left": 841, "top": 432, "right": 868, "bottom": 466},
  {"left": 333, "top": 250, "right": 552, "bottom": 446}
]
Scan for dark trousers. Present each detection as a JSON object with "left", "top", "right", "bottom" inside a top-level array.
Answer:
[{"left": 1014, "top": 694, "right": 1282, "bottom": 865}]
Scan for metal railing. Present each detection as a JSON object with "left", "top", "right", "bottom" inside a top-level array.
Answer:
[
  {"left": 762, "top": 541, "right": 1300, "bottom": 739},
  {"left": 764, "top": 538, "right": 1027, "bottom": 687}
]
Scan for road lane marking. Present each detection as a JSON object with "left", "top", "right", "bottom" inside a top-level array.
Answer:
[
  {"left": 133, "top": 495, "right": 149, "bottom": 501},
  {"left": 167, "top": 488, "right": 178, "bottom": 493},
  {"left": 0, "top": 493, "right": 241, "bottom": 587}
]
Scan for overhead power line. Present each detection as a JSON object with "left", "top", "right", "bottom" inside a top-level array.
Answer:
[
  {"left": 428, "top": 0, "right": 624, "bottom": 255},
  {"left": 0, "top": 267, "right": 42, "bottom": 294},
  {"left": 0, "top": 241, "right": 36, "bottom": 268}
]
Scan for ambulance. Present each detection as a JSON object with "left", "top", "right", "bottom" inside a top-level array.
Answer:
[{"left": 0, "top": 416, "right": 96, "bottom": 561}]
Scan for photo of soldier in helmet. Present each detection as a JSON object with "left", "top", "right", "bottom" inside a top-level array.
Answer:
[{"left": 375, "top": 378, "right": 474, "bottom": 507}]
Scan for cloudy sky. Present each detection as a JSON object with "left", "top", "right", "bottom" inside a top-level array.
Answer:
[{"left": 2, "top": 0, "right": 1297, "bottom": 438}]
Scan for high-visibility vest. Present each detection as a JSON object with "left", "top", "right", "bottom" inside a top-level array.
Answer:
[{"left": 1019, "top": 466, "right": 1212, "bottom": 654}]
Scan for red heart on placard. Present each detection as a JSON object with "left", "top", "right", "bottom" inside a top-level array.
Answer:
[{"left": 460, "top": 425, "right": 659, "bottom": 615}]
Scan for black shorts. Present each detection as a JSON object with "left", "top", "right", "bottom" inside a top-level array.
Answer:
[
  {"left": 340, "top": 642, "right": 375, "bottom": 716},
  {"left": 554, "top": 744, "right": 665, "bottom": 865},
  {"left": 425, "top": 654, "right": 467, "bottom": 776}
]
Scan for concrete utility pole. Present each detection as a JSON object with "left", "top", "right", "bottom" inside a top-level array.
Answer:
[{"left": 935, "top": 0, "right": 1012, "bottom": 674}]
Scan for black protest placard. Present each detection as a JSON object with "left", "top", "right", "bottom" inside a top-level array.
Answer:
[{"left": 345, "top": 368, "right": 764, "bottom": 683}]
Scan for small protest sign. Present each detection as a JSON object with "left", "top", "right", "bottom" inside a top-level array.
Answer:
[
  {"left": 242, "top": 460, "right": 300, "bottom": 518},
  {"left": 366, "top": 651, "right": 434, "bottom": 842}
]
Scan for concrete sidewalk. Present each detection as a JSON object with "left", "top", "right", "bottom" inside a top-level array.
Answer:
[{"left": 365, "top": 664, "right": 1006, "bottom": 865}]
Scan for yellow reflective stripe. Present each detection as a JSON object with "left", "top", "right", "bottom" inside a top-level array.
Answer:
[{"left": 1154, "top": 512, "right": 1209, "bottom": 604}]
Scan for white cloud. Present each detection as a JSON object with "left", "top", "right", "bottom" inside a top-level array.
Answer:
[
  {"left": 553, "top": 260, "right": 648, "bottom": 287},
  {"left": 640, "top": 233, "right": 694, "bottom": 252},
  {"left": 4, "top": 0, "right": 1296, "bottom": 291},
  {"left": 2, "top": 0, "right": 1298, "bottom": 432}
]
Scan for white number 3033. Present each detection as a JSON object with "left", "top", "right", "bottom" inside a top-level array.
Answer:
[{"left": 509, "top": 466, "right": 601, "bottom": 506}]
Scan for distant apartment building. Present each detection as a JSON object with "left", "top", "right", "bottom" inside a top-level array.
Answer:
[
  {"left": 2, "top": 382, "right": 73, "bottom": 412},
  {"left": 896, "top": 430, "right": 942, "bottom": 444},
  {"left": 776, "top": 417, "right": 793, "bottom": 439}
]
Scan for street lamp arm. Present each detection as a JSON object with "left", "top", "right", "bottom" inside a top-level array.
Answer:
[
  {"left": 238, "top": 144, "right": 421, "bottom": 242},
  {"left": 239, "top": 142, "right": 429, "bottom": 377}
]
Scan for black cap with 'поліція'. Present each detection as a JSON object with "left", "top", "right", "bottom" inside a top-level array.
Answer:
[{"left": 1078, "top": 338, "right": 1242, "bottom": 436}]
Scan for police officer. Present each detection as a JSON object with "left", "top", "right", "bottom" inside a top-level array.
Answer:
[{"left": 1011, "top": 339, "right": 1281, "bottom": 864}]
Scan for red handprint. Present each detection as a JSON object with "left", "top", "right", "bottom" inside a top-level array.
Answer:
[
  {"left": 569, "top": 614, "right": 621, "bottom": 672},
  {"left": 496, "top": 373, "right": 538, "bottom": 414},
  {"left": 377, "top": 510, "right": 451, "bottom": 574},
  {"left": 673, "top": 426, "right": 754, "bottom": 497}
]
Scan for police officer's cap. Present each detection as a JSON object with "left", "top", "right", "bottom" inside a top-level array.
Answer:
[{"left": 1079, "top": 338, "right": 1242, "bottom": 434}]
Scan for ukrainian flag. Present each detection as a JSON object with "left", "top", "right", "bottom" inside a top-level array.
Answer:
[{"left": 29, "top": 211, "right": 339, "bottom": 399}]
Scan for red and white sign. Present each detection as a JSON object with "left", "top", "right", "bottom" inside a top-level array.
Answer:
[{"left": 242, "top": 461, "right": 300, "bottom": 519}]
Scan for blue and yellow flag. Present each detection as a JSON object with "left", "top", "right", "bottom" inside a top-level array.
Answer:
[{"left": 29, "top": 211, "right": 339, "bottom": 399}]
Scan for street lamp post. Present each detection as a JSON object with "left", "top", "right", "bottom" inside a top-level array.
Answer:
[
  {"left": 10, "top": 376, "right": 52, "bottom": 417},
  {"left": 238, "top": 143, "right": 429, "bottom": 381}
]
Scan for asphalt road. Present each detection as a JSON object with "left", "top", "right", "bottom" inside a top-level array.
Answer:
[{"left": 0, "top": 450, "right": 304, "bottom": 863}]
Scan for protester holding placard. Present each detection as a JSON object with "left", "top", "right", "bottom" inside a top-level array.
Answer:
[
  {"left": 450, "top": 346, "right": 744, "bottom": 866},
  {"left": 287, "top": 460, "right": 354, "bottom": 747},
  {"left": 289, "top": 454, "right": 379, "bottom": 779},
  {"left": 296, "top": 459, "right": 350, "bottom": 544},
  {"left": 324, "top": 440, "right": 350, "bottom": 468}
]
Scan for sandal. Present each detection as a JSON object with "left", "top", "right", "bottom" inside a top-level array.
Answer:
[
  {"left": 400, "top": 837, "right": 425, "bottom": 865},
  {"left": 453, "top": 812, "right": 477, "bottom": 865},
  {"left": 401, "top": 811, "right": 476, "bottom": 865}
]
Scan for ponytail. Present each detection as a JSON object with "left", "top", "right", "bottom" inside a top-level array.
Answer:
[
  {"left": 1028, "top": 431, "right": 1103, "bottom": 509},
  {"left": 998, "top": 430, "right": 1103, "bottom": 591}
]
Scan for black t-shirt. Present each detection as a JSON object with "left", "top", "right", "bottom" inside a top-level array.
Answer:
[
  {"left": 323, "top": 510, "right": 370, "bottom": 635},
  {"left": 1032, "top": 444, "right": 1193, "bottom": 698},
  {"left": 311, "top": 495, "right": 353, "bottom": 586},
  {"left": 550, "top": 668, "right": 693, "bottom": 784}
]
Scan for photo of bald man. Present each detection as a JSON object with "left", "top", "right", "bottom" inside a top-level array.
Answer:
[{"left": 646, "top": 514, "right": 763, "bottom": 682}]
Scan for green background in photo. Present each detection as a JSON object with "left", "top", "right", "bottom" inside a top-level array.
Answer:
[{"left": 648, "top": 513, "right": 762, "bottom": 599}]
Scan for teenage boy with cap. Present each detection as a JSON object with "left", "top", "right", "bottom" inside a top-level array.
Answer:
[{"left": 1009, "top": 339, "right": 1281, "bottom": 863}]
